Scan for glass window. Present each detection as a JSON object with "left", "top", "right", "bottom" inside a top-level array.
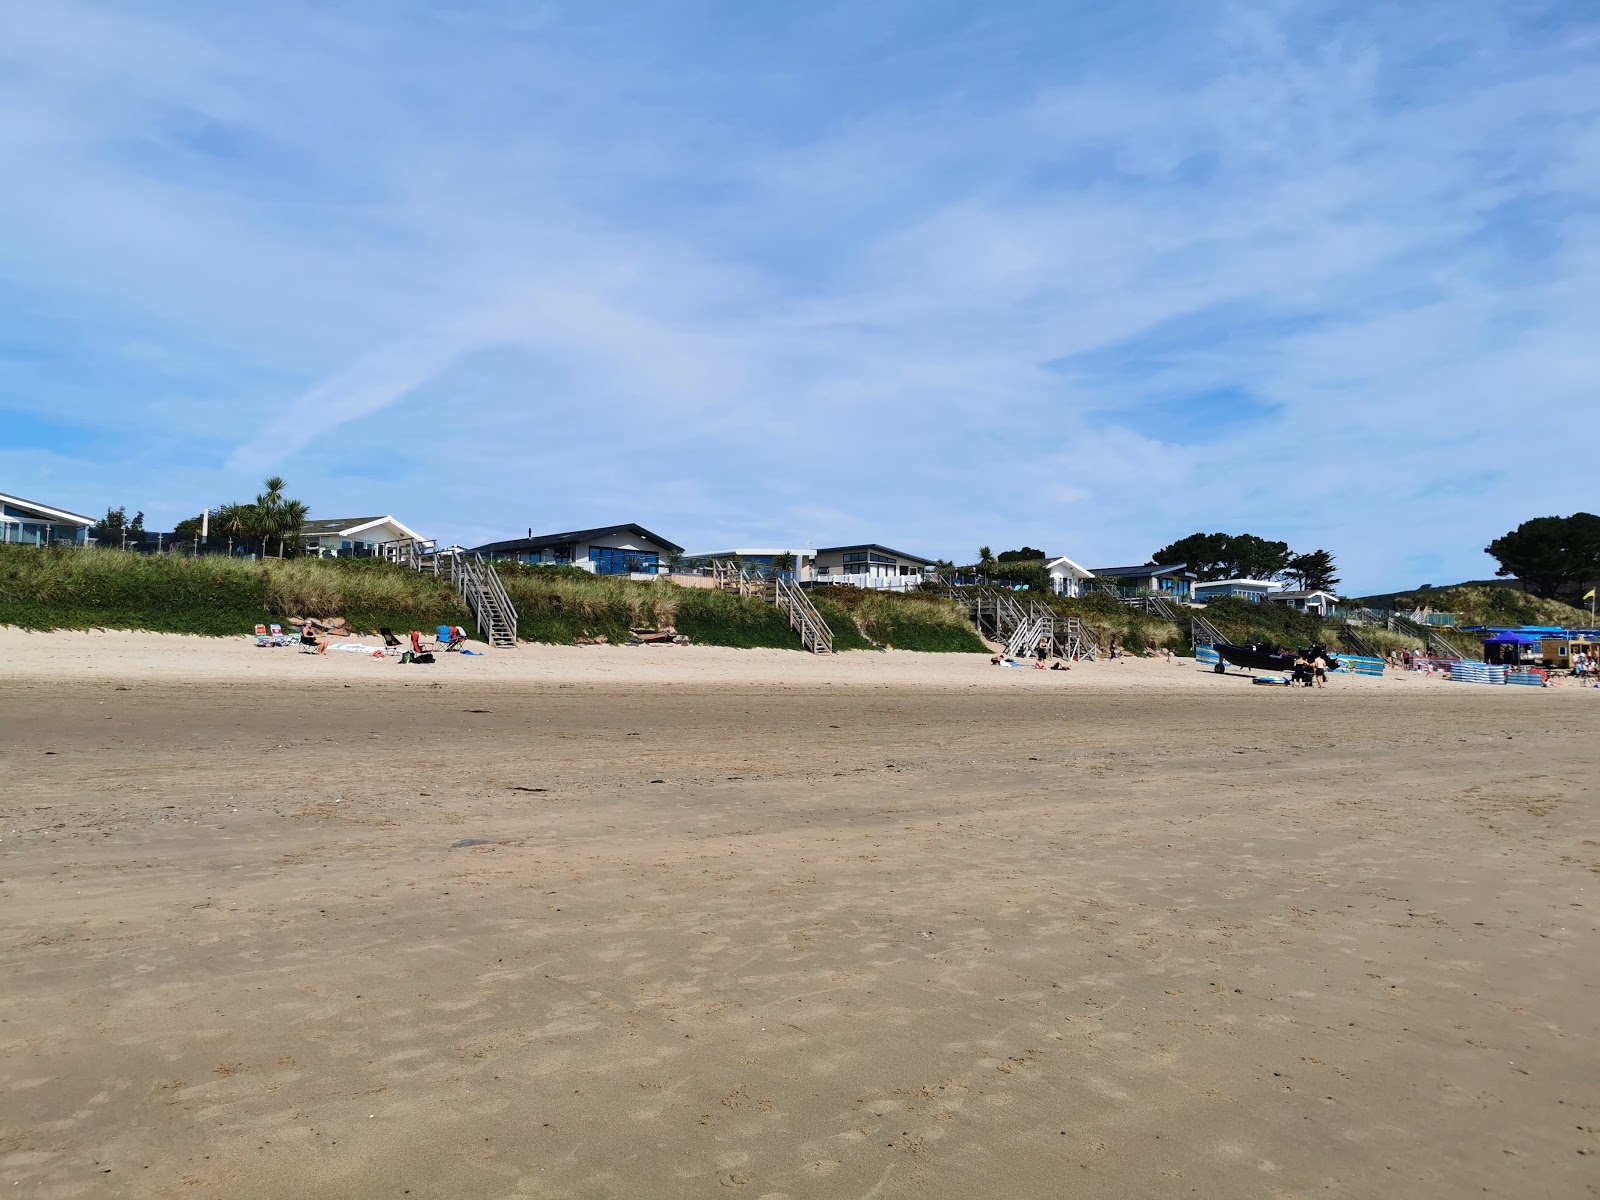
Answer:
[
  {"left": 843, "top": 552, "right": 867, "bottom": 563},
  {"left": 589, "top": 546, "right": 659, "bottom": 575},
  {"left": 844, "top": 560, "right": 868, "bottom": 573},
  {"left": 870, "top": 553, "right": 894, "bottom": 564}
]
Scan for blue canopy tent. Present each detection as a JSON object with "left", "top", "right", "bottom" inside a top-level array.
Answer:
[{"left": 1483, "top": 630, "right": 1540, "bottom": 666}]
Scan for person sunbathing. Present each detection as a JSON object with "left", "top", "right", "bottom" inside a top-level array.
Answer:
[{"left": 300, "top": 624, "right": 328, "bottom": 655}]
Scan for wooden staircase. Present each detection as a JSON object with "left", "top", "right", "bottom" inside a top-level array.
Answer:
[
  {"left": 947, "top": 587, "right": 1097, "bottom": 660},
  {"left": 1189, "top": 611, "right": 1228, "bottom": 649},
  {"left": 712, "top": 560, "right": 833, "bottom": 654},
  {"left": 433, "top": 551, "right": 518, "bottom": 649},
  {"left": 1389, "top": 613, "right": 1463, "bottom": 660},
  {"left": 1339, "top": 623, "right": 1382, "bottom": 659}
]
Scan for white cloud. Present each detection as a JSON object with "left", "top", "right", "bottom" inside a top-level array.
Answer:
[{"left": 2, "top": 1, "right": 1597, "bottom": 589}]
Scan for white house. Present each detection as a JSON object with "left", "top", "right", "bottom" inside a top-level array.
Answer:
[
  {"left": 301, "top": 516, "right": 425, "bottom": 558},
  {"left": 1046, "top": 556, "right": 1094, "bottom": 597},
  {"left": 1193, "top": 578, "right": 1285, "bottom": 604},
  {"left": 1270, "top": 589, "right": 1340, "bottom": 617},
  {"left": 473, "top": 523, "right": 683, "bottom": 576},
  {"left": 0, "top": 492, "right": 93, "bottom": 546},
  {"left": 811, "top": 544, "right": 936, "bottom": 590}
]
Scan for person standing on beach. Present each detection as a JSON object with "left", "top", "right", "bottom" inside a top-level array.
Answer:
[{"left": 1313, "top": 652, "right": 1328, "bottom": 688}]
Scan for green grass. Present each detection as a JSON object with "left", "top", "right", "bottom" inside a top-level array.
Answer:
[
  {"left": 1042, "top": 592, "right": 1183, "bottom": 653},
  {"left": 810, "top": 586, "right": 988, "bottom": 653},
  {"left": 0, "top": 548, "right": 988, "bottom": 653},
  {"left": 0, "top": 545, "right": 466, "bottom": 635},
  {"left": 1199, "top": 595, "right": 1333, "bottom": 648},
  {"left": 806, "top": 594, "right": 876, "bottom": 652},
  {"left": 1408, "top": 585, "right": 1593, "bottom": 629}
]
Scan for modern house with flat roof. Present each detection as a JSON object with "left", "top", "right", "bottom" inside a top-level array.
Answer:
[
  {"left": 301, "top": 516, "right": 425, "bottom": 558},
  {"left": 686, "top": 547, "right": 808, "bottom": 567},
  {"left": 0, "top": 492, "right": 93, "bottom": 546},
  {"left": 811, "top": 544, "right": 935, "bottom": 589},
  {"left": 683, "top": 547, "right": 811, "bottom": 578},
  {"left": 1088, "top": 562, "right": 1196, "bottom": 599},
  {"left": 1046, "top": 556, "right": 1094, "bottom": 597},
  {"left": 1193, "top": 578, "right": 1284, "bottom": 604},
  {"left": 473, "top": 523, "right": 683, "bottom": 576},
  {"left": 1269, "top": 589, "right": 1339, "bottom": 617}
]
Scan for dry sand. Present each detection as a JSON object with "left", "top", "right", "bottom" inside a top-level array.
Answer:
[{"left": 2, "top": 631, "right": 1597, "bottom": 1197}]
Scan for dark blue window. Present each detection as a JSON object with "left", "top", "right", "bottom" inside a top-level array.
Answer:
[{"left": 589, "top": 547, "right": 659, "bottom": 575}]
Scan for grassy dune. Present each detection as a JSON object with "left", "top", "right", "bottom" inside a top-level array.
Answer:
[
  {"left": 804, "top": 586, "right": 988, "bottom": 653},
  {"left": 0, "top": 548, "right": 988, "bottom": 653},
  {"left": 0, "top": 546, "right": 467, "bottom": 636}
]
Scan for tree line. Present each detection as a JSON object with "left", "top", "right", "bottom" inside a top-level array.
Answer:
[
  {"left": 92, "top": 477, "right": 311, "bottom": 557},
  {"left": 969, "top": 533, "right": 1340, "bottom": 592},
  {"left": 1485, "top": 512, "right": 1600, "bottom": 599}
]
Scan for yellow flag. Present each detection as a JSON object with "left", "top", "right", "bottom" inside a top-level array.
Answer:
[{"left": 1587, "top": 588, "right": 1597, "bottom": 601}]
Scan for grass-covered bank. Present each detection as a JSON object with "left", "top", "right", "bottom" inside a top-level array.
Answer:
[
  {"left": 497, "top": 568, "right": 802, "bottom": 648},
  {"left": 0, "top": 546, "right": 467, "bottom": 635},
  {"left": 806, "top": 586, "right": 988, "bottom": 653},
  {"left": 0, "top": 548, "right": 990, "bottom": 653}
]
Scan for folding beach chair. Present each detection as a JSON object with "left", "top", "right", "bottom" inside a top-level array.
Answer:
[{"left": 379, "top": 627, "right": 406, "bottom": 656}]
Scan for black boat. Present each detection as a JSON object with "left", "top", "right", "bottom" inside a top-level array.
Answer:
[{"left": 1214, "top": 641, "right": 1340, "bottom": 677}]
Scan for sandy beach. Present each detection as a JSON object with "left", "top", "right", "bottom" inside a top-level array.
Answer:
[{"left": 2, "top": 632, "right": 1597, "bottom": 1197}]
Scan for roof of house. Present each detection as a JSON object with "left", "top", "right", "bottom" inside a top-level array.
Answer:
[
  {"left": 685, "top": 548, "right": 809, "bottom": 559},
  {"left": 1272, "top": 589, "right": 1340, "bottom": 600},
  {"left": 1046, "top": 556, "right": 1093, "bottom": 577},
  {"left": 1089, "top": 562, "right": 1196, "bottom": 579},
  {"left": 472, "top": 523, "right": 684, "bottom": 556},
  {"left": 1195, "top": 577, "right": 1284, "bottom": 590},
  {"left": 0, "top": 492, "right": 94, "bottom": 525},
  {"left": 300, "top": 516, "right": 422, "bottom": 541},
  {"left": 814, "top": 543, "right": 936, "bottom": 566}
]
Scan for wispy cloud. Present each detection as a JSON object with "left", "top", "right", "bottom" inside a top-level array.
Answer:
[{"left": 2, "top": 0, "right": 1597, "bottom": 589}]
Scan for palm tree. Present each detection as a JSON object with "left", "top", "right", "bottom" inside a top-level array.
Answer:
[
  {"left": 277, "top": 500, "right": 309, "bottom": 558},
  {"left": 978, "top": 545, "right": 995, "bottom": 574},
  {"left": 217, "top": 503, "right": 250, "bottom": 556}
]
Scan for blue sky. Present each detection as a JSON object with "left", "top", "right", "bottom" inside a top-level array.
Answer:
[{"left": 2, "top": 1, "right": 1596, "bottom": 592}]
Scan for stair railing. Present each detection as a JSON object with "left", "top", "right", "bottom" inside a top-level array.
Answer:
[
  {"left": 776, "top": 577, "right": 834, "bottom": 654},
  {"left": 473, "top": 553, "right": 518, "bottom": 646}
]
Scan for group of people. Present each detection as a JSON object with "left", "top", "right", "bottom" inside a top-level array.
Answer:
[
  {"left": 1385, "top": 648, "right": 1436, "bottom": 673},
  {"left": 289, "top": 622, "right": 468, "bottom": 657},
  {"left": 989, "top": 638, "right": 1073, "bottom": 670},
  {"left": 1291, "top": 651, "right": 1329, "bottom": 688},
  {"left": 1574, "top": 650, "right": 1597, "bottom": 679}
]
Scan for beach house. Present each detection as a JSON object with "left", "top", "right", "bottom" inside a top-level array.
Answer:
[
  {"left": 1269, "top": 589, "right": 1340, "bottom": 617},
  {"left": 301, "top": 516, "right": 426, "bottom": 558},
  {"left": 1046, "top": 556, "right": 1095, "bottom": 597},
  {"left": 1193, "top": 578, "right": 1284, "bottom": 604},
  {"left": 684, "top": 548, "right": 811, "bottom": 577},
  {"left": 1087, "top": 562, "right": 1196, "bottom": 600},
  {"left": 473, "top": 523, "right": 683, "bottom": 576},
  {"left": 0, "top": 492, "right": 93, "bottom": 546},
  {"left": 811, "top": 544, "right": 936, "bottom": 590}
]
